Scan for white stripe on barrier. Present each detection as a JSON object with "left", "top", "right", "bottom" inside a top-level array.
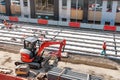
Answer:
[
  {"left": 81, "top": 23, "right": 104, "bottom": 30},
  {"left": 18, "top": 17, "right": 28, "bottom": 22},
  {"left": 48, "top": 20, "right": 58, "bottom": 25},
  {"left": 80, "top": 23, "right": 92, "bottom": 29},
  {"left": 0, "top": 16, "right": 9, "bottom": 20},
  {"left": 29, "top": 18, "right": 37, "bottom": 23},
  {"left": 91, "top": 24, "right": 104, "bottom": 30},
  {"left": 116, "top": 26, "right": 120, "bottom": 31},
  {"left": 58, "top": 21, "right": 69, "bottom": 26}
]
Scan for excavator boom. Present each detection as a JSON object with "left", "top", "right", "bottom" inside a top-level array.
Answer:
[{"left": 37, "top": 39, "right": 66, "bottom": 58}]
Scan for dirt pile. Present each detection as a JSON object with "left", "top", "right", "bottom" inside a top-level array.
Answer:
[{"left": 62, "top": 54, "right": 119, "bottom": 70}]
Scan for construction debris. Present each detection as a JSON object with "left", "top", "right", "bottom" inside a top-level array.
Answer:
[{"left": 0, "top": 67, "right": 13, "bottom": 74}]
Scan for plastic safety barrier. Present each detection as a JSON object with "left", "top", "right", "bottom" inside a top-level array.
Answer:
[
  {"left": 1, "top": 15, "right": 120, "bottom": 32},
  {"left": 69, "top": 22, "right": 80, "bottom": 28},
  {"left": 48, "top": 20, "right": 58, "bottom": 25},
  {"left": 0, "top": 73, "right": 27, "bottom": 80},
  {"left": 104, "top": 25, "right": 116, "bottom": 31},
  {"left": 0, "top": 16, "right": 9, "bottom": 20},
  {"left": 80, "top": 23, "right": 92, "bottom": 29},
  {"left": 9, "top": 16, "right": 18, "bottom": 22},
  {"left": 38, "top": 19, "right": 48, "bottom": 25},
  {"left": 59, "top": 21, "right": 69, "bottom": 26}
]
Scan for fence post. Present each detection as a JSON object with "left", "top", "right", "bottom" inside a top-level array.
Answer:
[{"left": 113, "top": 32, "right": 117, "bottom": 55}]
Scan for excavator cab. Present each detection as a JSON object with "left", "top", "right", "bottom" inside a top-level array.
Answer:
[
  {"left": 19, "top": 37, "right": 40, "bottom": 63},
  {"left": 24, "top": 37, "right": 38, "bottom": 53}
]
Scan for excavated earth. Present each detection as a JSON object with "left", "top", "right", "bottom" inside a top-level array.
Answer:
[{"left": 0, "top": 43, "right": 120, "bottom": 80}]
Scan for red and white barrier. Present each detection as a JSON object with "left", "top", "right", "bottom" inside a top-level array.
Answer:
[
  {"left": 1, "top": 15, "right": 120, "bottom": 32},
  {"left": 116, "top": 26, "right": 120, "bottom": 32}
]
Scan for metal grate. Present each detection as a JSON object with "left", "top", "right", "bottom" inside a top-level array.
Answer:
[{"left": 48, "top": 67, "right": 103, "bottom": 80}]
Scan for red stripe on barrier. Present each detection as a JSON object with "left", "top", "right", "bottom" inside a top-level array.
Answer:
[
  {"left": 38, "top": 19, "right": 48, "bottom": 25},
  {"left": 69, "top": 22, "right": 80, "bottom": 28},
  {"left": 9, "top": 16, "right": 18, "bottom": 22},
  {"left": 0, "top": 73, "right": 26, "bottom": 80},
  {"left": 104, "top": 25, "right": 116, "bottom": 31}
]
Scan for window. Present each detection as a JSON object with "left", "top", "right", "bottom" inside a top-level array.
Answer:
[
  {"left": 117, "top": 1, "right": 120, "bottom": 12},
  {"left": 115, "top": 1, "right": 120, "bottom": 23},
  {"left": 70, "top": 0, "right": 84, "bottom": 20},
  {"left": 23, "top": 0, "right": 28, "bottom": 6},
  {"left": 88, "top": 0, "right": 103, "bottom": 22},
  {"left": 62, "top": 0, "right": 67, "bottom": 6},
  {"left": 24, "top": 15, "right": 29, "bottom": 18},
  {"left": 62, "top": 18, "right": 67, "bottom": 21},
  {"left": 35, "top": 0, "right": 54, "bottom": 20},
  {"left": 89, "top": 0, "right": 102, "bottom": 11},
  {"left": 0, "top": 0, "right": 5, "bottom": 5},
  {"left": 10, "top": 0, "right": 21, "bottom": 16},
  {"left": 62, "top": 0, "right": 67, "bottom": 9},
  {"left": 0, "top": 0, "right": 6, "bottom": 14},
  {"left": 11, "top": 0, "right": 20, "bottom": 5},
  {"left": 107, "top": 1, "right": 112, "bottom": 12},
  {"left": 71, "top": 0, "right": 76, "bottom": 9}
]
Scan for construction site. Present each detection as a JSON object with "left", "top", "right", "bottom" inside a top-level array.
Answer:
[
  {"left": 0, "top": 19, "right": 119, "bottom": 80},
  {"left": 0, "top": 0, "right": 120, "bottom": 80}
]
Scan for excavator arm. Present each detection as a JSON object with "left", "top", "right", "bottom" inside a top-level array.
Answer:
[
  {"left": 20, "top": 39, "right": 66, "bottom": 63},
  {"left": 37, "top": 39, "right": 66, "bottom": 59}
]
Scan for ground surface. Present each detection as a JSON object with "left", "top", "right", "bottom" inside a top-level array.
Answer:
[{"left": 0, "top": 44, "right": 120, "bottom": 80}]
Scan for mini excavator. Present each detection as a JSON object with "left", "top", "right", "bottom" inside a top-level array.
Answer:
[{"left": 15, "top": 37, "right": 66, "bottom": 69}]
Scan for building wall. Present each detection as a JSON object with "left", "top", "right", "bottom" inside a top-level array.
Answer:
[
  {"left": 0, "top": 0, "right": 120, "bottom": 25},
  {"left": 115, "top": 1, "right": 120, "bottom": 23}
]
